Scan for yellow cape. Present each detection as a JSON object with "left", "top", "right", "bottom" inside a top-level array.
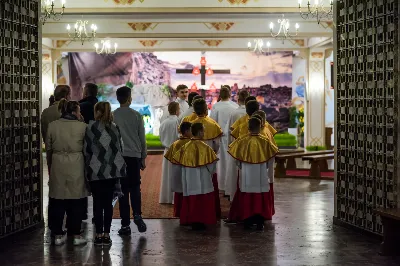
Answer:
[
  {"left": 228, "top": 134, "right": 279, "bottom": 164},
  {"left": 164, "top": 138, "right": 191, "bottom": 164},
  {"left": 173, "top": 139, "right": 218, "bottom": 167},
  {"left": 190, "top": 116, "right": 223, "bottom": 140},
  {"left": 230, "top": 114, "right": 249, "bottom": 131},
  {"left": 231, "top": 119, "right": 277, "bottom": 143},
  {"left": 181, "top": 112, "right": 198, "bottom": 123}
]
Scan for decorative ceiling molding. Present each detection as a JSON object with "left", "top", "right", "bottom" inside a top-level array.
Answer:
[
  {"left": 104, "top": 0, "right": 144, "bottom": 4},
  {"left": 320, "top": 21, "right": 334, "bottom": 29},
  {"left": 311, "top": 52, "right": 324, "bottom": 59},
  {"left": 218, "top": 0, "right": 251, "bottom": 4},
  {"left": 291, "top": 39, "right": 305, "bottom": 47},
  {"left": 200, "top": 40, "right": 223, "bottom": 47},
  {"left": 56, "top": 40, "right": 69, "bottom": 48},
  {"left": 128, "top": 22, "right": 158, "bottom": 31},
  {"left": 139, "top": 40, "right": 161, "bottom": 47},
  {"left": 42, "top": 54, "right": 51, "bottom": 61},
  {"left": 205, "top": 22, "right": 235, "bottom": 31}
]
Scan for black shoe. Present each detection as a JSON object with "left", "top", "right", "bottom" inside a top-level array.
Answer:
[
  {"left": 102, "top": 236, "right": 112, "bottom": 246},
  {"left": 256, "top": 223, "right": 264, "bottom": 231},
  {"left": 94, "top": 236, "right": 103, "bottom": 246},
  {"left": 118, "top": 226, "right": 131, "bottom": 236},
  {"left": 191, "top": 223, "right": 206, "bottom": 231},
  {"left": 134, "top": 215, "right": 147, "bottom": 233}
]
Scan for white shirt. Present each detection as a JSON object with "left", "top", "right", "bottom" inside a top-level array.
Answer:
[
  {"left": 209, "top": 101, "right": 239, "bottom": 132},
  {"left": 237, "top": 161, "right": 272, "bottom": 193},
  {"left": 159, "top": 116, "right": 179, "bottom": 148},
  {"left": 176, "top": 98, "right": 189, "bottom": 117},
  {"left": 224, "top": 105, "right": 247, "bottom": 143},
  {"left": 179, "top": 106, "right": 194, "bottom": 122},
  {"left": 181, "top": 163, "right": 216, "bottom": 196}
]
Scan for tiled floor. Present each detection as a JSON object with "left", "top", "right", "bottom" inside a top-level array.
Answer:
[{"left": 0, "top": 160, "right": 398, "bottom": 265}]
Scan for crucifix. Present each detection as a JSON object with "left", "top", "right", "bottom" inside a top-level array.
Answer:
[{"left": 175, "top": 52, "right": 231, "bottom": 98}]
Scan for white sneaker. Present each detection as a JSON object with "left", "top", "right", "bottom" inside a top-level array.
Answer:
[
  {"left": 73, "top": 236, "right": 87, "bottom": 246},
  {"left": 54, "top": 235, "right": 66, "bottom": 246}
]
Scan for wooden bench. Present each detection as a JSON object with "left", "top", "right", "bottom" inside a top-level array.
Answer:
[
  {"left": 302, "top": 154, "right": 334, "bottom": 178},
  {"left": 275, "top": 150, "right": 334, "bottom": 178},
  {"left": 374, "top": 208, "right": 400, "bottom": 256}
]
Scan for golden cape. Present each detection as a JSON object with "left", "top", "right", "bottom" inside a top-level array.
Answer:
[
  {"left": 228, "top": 134, "right": 279, "bottom": 164},
  {"left": 231, "top": 118, "right": 277, "bottom": 143},
  {"left": 190, "top": 116, "right": 223, "bottom": 140},
  {"left": 173, "top": 139, "right": 218, "bottom": 168},
  {"left": 181, "top": 112, "right": 198, "bottom": 123},
  {"left": 230, "top": 114, "right": 249, "bottom": 131},
  {"left": 164, "top": 138, "right": 191, "bottom": 164}
]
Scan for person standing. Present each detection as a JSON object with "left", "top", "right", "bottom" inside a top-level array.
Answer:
[
  {"left": 160, "top": 84, "right": 189, "bottom": 123},
  {"left": 84, "top": 102, "right": 126, "bottom": 246},
  {"left": 113, "top": 86, "right": 147, "bottom": 235},
  {"left": 179, "top": 92, "right": 198, "bottom": 122},
  {"left": 227, "top": 117, "right": 278, "bottom": 230},
  {"left": 159, "top": 102, "right": 180, "bottom": 204},
  {"left": 209, "top": 85, "right": 238, "bottom": 192},
  {"left": 173, "top": 123, "right": 218, "bottom": 230},
  {"left": 180, "top": 95, "right": 203, "bottom": 123},
  {"left": 163, "top": 122, "right": 192, "bottom": 218},
  {"left": 223, "top": 90, "right": 250, "bottom": 199},
  {"left": 46, "top": 99, "right": 88, "bottom": 246},
  {"left": 79, "top": 83, "right": 99, "bottom": 124}
]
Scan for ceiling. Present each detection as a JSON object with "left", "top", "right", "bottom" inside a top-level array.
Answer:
[{"left": 41, "top": 0, "right": 334, "bottom": 52}]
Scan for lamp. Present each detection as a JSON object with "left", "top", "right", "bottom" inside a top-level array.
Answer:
[
  {"left": 270, "top": 15, "right": 299, "bottom": 43},
  {"left": 94, "top": 40, "right": 117, "bottom": 55},
  {"left": 41, "top": 0, "right": 66, "bottom": 25},
  {"left": 298, "top": 0, "right": 333, "bottom": 24},
  {"left": 67, "top": 20, "right": 97, "bottom": 45}
]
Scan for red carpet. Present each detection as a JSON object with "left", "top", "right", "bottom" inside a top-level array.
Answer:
[{"left": 286, "top": 169, "right": 334, "bottom": 180}]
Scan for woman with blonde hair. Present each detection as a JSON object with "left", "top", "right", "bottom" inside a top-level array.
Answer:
[
  {"left": 84, "top": 101, "right": 126, "bottom": 246},
  {"left": 46, "top": 99, "right": 88, "bottom": 246}
]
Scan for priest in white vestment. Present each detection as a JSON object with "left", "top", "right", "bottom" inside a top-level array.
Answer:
[
  {"left": 209, "top": 86, "right": 238, "bottom": 192},
  {"left": 159, "top": 102, "right": 180, "bottom": 204},
  {"left": 223, "top": 90, "right": 250, "bottom": 200},
  {"left": 173, "top": 123, "right": 218, "bottom": 229}
]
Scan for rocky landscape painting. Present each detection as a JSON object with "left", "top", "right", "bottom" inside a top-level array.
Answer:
[{"left": 67, "top": 51, "right": 292, "bottom": 131}]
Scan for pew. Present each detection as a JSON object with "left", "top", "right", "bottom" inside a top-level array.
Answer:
[
  {"left": 374, "top": 208, "right": 400, "bottom": 256},
  {"left": 302, "top": 154, "right": 334, "bottom": 178}
]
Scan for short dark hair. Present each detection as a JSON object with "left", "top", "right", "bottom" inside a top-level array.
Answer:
[
  {"left": 193, "top": 99, "right": 207, "bottom": 116},
  {"left": 176, "top": 84, "right": 188, "bottom": 92},
  {"left": 84, "top": 83, "right": 98, "bottom": 97},
  {"left": 54, "top": 85, "right": 71, "bottom": 101},
  {"left": 246, "top": 100, "right": 260, "bottom": 116},
  {"left": 245, "top": 96, "right": 257, "bottom": 105},
  {"left": 219, "top": 86, "right": 230, "bottom": 100},
  {"left": 248, "top": 117, "right": 261, "bottom": 133},
  {"left": 116, "top": 86, "right": 132, "bottom": 104},
  {"left": 58, "top": 99, "right": 80, "bottom": 116},
  {"left": 180, "top": 122, "right": 192, "bottom": 135},
  {"left": 238, "top": 90, "right": 250, "bottom": 103},
  {"left": 188, "top": 92, "right": 199, "bottom": 106},
  {"left": 252, "top": 110, "right": 266, "bottom": 125},
  {"left": 168, "top": 102, "right": 180, "bottom": 115},
  {"left": 191, "top": 123, "right": 204, "bottom": 137}
]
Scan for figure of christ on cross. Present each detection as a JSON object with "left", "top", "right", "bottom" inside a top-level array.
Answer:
[{"left": 175, "top": 52, "right": 231, "bottom": 98}]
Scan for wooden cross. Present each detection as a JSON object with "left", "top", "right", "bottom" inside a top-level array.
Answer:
[{"left": 175, "top": 54, "right": 231, "bottom": 97}]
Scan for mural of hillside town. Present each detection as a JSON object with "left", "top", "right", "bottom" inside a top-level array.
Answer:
[{"left": 67, "top": 51, "right": 292, "bottom": 132}]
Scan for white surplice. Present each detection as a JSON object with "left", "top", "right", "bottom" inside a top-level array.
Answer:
[
  {"left": 159, "top": 116, "right": 180, "bottom": 204},
  {"left": 237, "top": 158, "right": 275, "bottom": 193},
  {"left": 179, "top": 106, "right": 194, "bottom": 123},
  {"left": 209, "top": 101, "right": 239, "bottom": 191},
  {"left": 223, "top": 105, "right": 247, "bottom": 199},
  {"left": 160, "top": 98, "right": 189, "bottom": 123},
  {"left": 181, "top": 163, "right": 216, "bottom": 196}
]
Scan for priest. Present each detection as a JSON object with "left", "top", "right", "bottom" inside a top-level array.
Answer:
[
  {"left": 159, "top": 102, "right": 180, "bottom": 204},
  {"left": 173, "top": 123, "right": 218, "bottom": 230},
  {"left": 227, "top": 117, "right": 279, "bottom": 230},
  {"left": 160, "top": 84, "right": 189, "bottom": 123},
  {"left": 209, "top": 85, "right": 238, "bottom": 192},
  {"left": 163, "top": 122, "right": 192, "bottom": 217}
]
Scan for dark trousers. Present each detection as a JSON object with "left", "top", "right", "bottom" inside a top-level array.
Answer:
[
  {"left": 49, "top": 198, "right": 84, "bottom": 235},
  {"left": 91, "top": 179, "right": 117, "bottom": 234},
  {"left": 119, "top": 157, "right": 142, "bottom": 227}
]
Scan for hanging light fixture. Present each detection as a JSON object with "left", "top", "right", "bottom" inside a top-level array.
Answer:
[
  {"left": 94, "top": 40, "right": 118, "bottom": 55},
  {"left": 41, "top": 0, "right": 66, "bottom": 25},
  {"left": 206, "top": 68, "right": 214, "bottom": 76},
  {"left": 67, "top": 20, "right": 97, "bottom": 45},
  {"left": 298, "top": 0, "right": 333, "bottom": 24},
  {"left": 247, "top": 39, "right": 271, "bottom": 55},
  {"left": 270, "top": 15, "right": 299, "bottom": 43}
]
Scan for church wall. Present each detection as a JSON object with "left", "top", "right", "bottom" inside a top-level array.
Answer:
[
  {"left": 335, "top": 0, "right": 399, "bottom": 235},
  {"left": 0, "top": 0, "right": 43, "bottom": 238}
]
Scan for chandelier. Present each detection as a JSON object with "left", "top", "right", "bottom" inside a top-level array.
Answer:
[
  {"left": 40, "top": 0, "right": 66, "bottom": 25},
  {"left": 270, "top": 15, "right": 299, "bottom": 43},
  {"left": 298, "top": 0, "right": 333, "bottom": 24},
  {"left": 247, "top": 39, "right": 271, "bottom": 56},
  {"left": 94, "top": 40, "right": 118, "bottom": 55},
  {"left": 67, "top": 20, "right": 97, "bottom": 45}
]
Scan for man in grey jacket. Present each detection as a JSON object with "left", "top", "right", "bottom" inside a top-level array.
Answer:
[{"left": 113, "top": 86, "right": 147, "bottom": 235}]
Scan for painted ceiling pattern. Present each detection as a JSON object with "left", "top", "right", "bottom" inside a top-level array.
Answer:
[
  {"left": 139, "top": 40, "right": 160, "bottom": 47},
  {"left": 104, "top": 0, "right": 144, "bottom": 4},
  {"left": 205, "top": 22, "right": 235, "bottom": 31},
  {"left": 201, "top": 40, "right": 223, "bottom": 47},
  {"left": 128, "top": 23, "right": 158, "bottom": 31}
]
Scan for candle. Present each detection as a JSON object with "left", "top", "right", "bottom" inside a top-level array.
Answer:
[
  {"left": 269, "top": 22, "right": 274, "bottom": 29},
  {"left": 247, "top": 41, "right": 251, "bottom": 48}
]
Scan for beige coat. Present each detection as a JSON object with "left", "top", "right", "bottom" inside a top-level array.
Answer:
[
  {"left": 41, "top": 102, "right": 61, "bottom": 143},
  {"left": 46, "top": 118, "right": 89, "bottom": 199}
]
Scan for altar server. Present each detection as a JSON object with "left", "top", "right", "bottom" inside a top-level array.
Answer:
[
  {"left": 209, "top": 86, "right": 238, "bottom": 192},
  {"left": 223, "top": 90, "right": 250, "bottom": 199},
  {"left": 159, "top": 102, "right": 180, "bottom": 204},
  {"left": 229, "top": 96, "right": 256, "bottom": 133},
  {"left": 173, "top": 123, "right": 218, "bottom": 230},
  {"left": 180, "top": 95, "right": 204, "bottom": 123},
  {"left": 179, "top": 92, "right": 198, "bottom": 122},
  {"left": 160, "top": 84, "right": 189, "bottom": 123},
  {"left": 163, "top": 122, "right": 192, "bottom": 217},
  {"left": 227, "top": 117, "right": 279, "bottom": 230},
  {"left": 190, "top": 99, "right": 223, "bottom": 218}
]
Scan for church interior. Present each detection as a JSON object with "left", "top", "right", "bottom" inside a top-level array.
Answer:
[{"left": 0, "top": 0, "right": 399, "bottom": 265}]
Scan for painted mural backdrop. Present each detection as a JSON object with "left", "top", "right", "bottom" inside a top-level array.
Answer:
[{"left": 67, "top": 51, "right": 293, "bottom": 132}]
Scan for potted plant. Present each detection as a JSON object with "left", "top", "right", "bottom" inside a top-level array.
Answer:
[
  {"left": 296, "top": 107, "right": 305, "bottom": 148},
  {"left": 288, "top": 106, "right": 298, "bottom": 141}
]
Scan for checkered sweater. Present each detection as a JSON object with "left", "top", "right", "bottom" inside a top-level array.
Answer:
[{"left": 84, "top": 121, "right": 127, "bottom": 181}]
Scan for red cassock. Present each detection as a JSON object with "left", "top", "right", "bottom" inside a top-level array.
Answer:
[
  {"left": 180, "top": 192, "right": 217, "bottom": 225},
  {"left": 173, "top": 193, "right": 183, "bottom": 218},
  {"left": 212, "top": 173, "right": 221, "bottom": 219}
]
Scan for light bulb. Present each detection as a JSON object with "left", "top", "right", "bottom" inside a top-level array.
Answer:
[
  {"left": 74, "top": 23, "right": 78, "bottom": 29},
  {"left": 114, "top": 43, "right": 118, "bottom": 48},
  {"left": 286, "top": 22, "right": 290, "bottom": 29},
  {"left": 247, "top": 41, "right": 251, "bottom": 48},
  {"left": 260, "top": 40, "right": 264, "bottom": 46},
  {"left": 315, "top": 0, "right": 318, "bottom": 4},
  {"left": 62, "top": 0, "right": 66, "bottom": 6},
  {"left": 267, "top": 41, "right": 271, "bottom": 47},
  {"left": 66, "top": 24, "right": 70, "bottom": 30},
  {"left": 298, "top": 0, "right": 301, "bottom": 4},
  {"left": 295, "top": 23, "right": 300, "bottom": 29},
  {"left": 94, "top": 43, "right": 98, "bottom": 48},
  {"left": 269, "top": 22, "right": 274, "bottom": 29}
]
